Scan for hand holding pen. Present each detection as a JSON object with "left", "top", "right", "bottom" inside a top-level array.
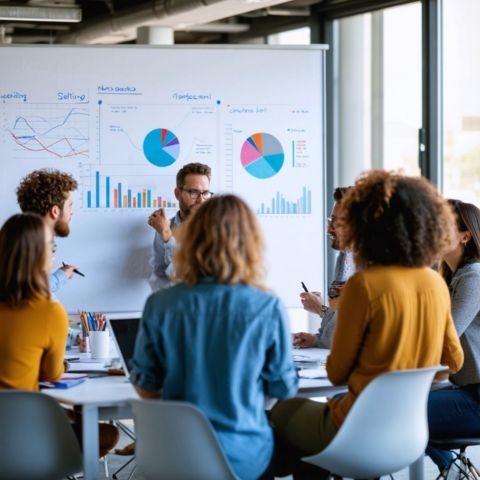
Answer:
[
  {"left": 300, "top": 282, "right": 324, "bottom": 315},
  {"left": 61, "top": 261, "right": 85, "bottom": 278}
]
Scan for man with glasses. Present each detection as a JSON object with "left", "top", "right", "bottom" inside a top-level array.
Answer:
[
  {"left": 16, "top": 169, "right": 79, "bottom": 294},
  {"left": 147, "top": 162, "right": 213, "bottom": 291},
  {"left": 293, "top": 186, "right": 355, "bottom": 348}
]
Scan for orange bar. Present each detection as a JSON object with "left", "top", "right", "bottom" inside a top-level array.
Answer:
[
  {"left": 123, "top": 195, "right": 128, "bottom": 208},
  {"left": 142, "top": 190, "right": 147, "bottom": 208},
  {"left": 153, "top": 199, "right": 157, "bottom": 208},
  {"left": 162, "top": 200, "right": 167, "bottom": 208},
  {"left": 132, "top": 197, "right": 137, "bottom": 208},
  {"left": 114, "top": 189, "right": 118, "bottom": 208}
]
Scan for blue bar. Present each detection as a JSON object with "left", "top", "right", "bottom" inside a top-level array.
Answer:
[
  {"left": 267, "top": 207, "right": 270, "bottom": 214},
  {"left": 276, "top": 192, "right": 280, "bottom": 214},
  {"left": 271, "top": 198, "right": 275, "bottom": 214},
  {"left": 307, "top": 190, "right": 312, "bottom": 214},
  {"left": 167, "top": 202, "right": 171, "bottom": 208},
  {"left": 281, "top": 197, "right": 285, "bottom": 214},
  {"left": 87, "top": 191, "right": 91, "bottom": 208},
  {"left": 137, "top": 193, "right": 141, "bottom": 208},
  {"left": 128, "top": 189, "right": 132, "bottom": 208},
  {"left": 261, "top": 203, "right": 264, "bottom": 214},
  {"left": 293, "top": 204, "right": 297, "bottom": 214},
  {"left": 118, "top": 183, "right": 122, "bottom": 208},
  {"left": 302, "top": 186, "right": 306, "bottom": 213},
  {"left": 147, "top": 190, "right": 152, "bottom": 208},
  {"left": 95, "top": 171, "right": 100, "bottom": 208},
  {"left": 106, "top": 176, "right": 110, "bottom": 208}
]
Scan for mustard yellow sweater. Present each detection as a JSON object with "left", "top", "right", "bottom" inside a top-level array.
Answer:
[
  {"left": 327, "top": 265, "right": 464, "bottom": 427},
  {"left": 0, "top": 296, "right": 68, "bottom": 390}
]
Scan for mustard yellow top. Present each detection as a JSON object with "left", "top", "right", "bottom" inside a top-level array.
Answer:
[
  {"left": 0, "top": 296, "right": 68, "bottom": 391},
  {"left": 327, "top": 265, "right": 464, "bottom": 427}
]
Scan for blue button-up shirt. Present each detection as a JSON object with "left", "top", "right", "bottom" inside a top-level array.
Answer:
[{"left": 131, "top": 278, "right": 298, "bottom": 479}]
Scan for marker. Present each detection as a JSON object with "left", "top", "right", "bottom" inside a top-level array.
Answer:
[
  {"left": 301, "top": 281, "right": 309, "bottom": 293},
  {"left": 62, "top": 262, "right": 85, "bottom": 277}
]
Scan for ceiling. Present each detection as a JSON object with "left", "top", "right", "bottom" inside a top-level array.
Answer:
[{"left": 0, "top": 0, "right": 322, "bottom": 44}]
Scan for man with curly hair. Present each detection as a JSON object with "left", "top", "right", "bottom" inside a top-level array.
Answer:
[{"left": 16, "top": 169, "right": 78, "bottom": 293}]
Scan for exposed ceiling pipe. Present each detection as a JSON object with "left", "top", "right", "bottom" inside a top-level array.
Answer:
[
  {"left": 57, "top": 0, "right": 225, "bottom": 44},
  {"left": 57, "top": 0, "right": 291, "bottom": 44}
]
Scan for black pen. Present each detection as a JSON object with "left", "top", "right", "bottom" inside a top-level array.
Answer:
[
  {"left": 301, "top": 281, "right": 309, "bottom": 292},
  {"left": 62, "top": 262, "right": 85, "bottom": 278}
]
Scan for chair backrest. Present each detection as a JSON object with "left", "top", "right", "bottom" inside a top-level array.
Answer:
[
  {"left": 0, "top": 390, "right": 83, "bottom": 480},
  {"left": 130, "top": 399, "right": 239, "bottom": 480},
  {"left": 303, "top": 366, "right": 446, "bottom": 479}
]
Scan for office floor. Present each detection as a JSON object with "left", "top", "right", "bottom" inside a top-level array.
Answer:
[{"left": 98, "top": 427, "right": 480, "bottom": 479}]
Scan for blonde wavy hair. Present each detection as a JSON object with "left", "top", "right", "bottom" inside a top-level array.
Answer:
[{"left": 174, "top": 194, "right": 266, "bottom": 288}]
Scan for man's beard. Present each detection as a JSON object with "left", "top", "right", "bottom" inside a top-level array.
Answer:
[
  {"left": 179, "top": 199, "right": 193, "bottom": 218},
  {"left": 329, "top": 237, "right": 340, "bottom": 251},
  {"left": 54, "top": 219, "right": 70, "bottom": 237}
]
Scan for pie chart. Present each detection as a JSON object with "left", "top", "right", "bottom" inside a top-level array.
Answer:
[
  {"left": 143, "top": 128, "right": 180, "bottom": 167},
  {"left": 240, "top": 133, "right": 284, "bottom": 179}
]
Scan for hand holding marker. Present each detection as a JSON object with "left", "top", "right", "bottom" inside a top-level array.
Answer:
[{"left": 62, "top": 261, "right": 85, "bottom": 277}]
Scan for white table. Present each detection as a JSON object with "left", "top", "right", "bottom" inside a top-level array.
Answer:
[
  {"left": 44, "top": 376, "right": 138, "bottom": 480},
  {"left": 44, "top": 348, "right": 424, "bottom": 480}
]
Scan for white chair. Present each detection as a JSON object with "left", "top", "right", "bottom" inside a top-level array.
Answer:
[
  {"left": 303, "top": 366, "right": 446, "bottom": 479},
  {"left": 0, "top": 390, "right": 83, "bottom": 480},
  {"left": 130, "top": 399, "right": 239, "bottom": 480}
]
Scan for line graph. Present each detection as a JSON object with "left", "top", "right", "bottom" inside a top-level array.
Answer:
[{"left": 7, "top": 104, "right": 89, "bottom": 159}]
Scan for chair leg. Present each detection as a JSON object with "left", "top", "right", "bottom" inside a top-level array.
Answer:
[
  {"left": 103, "top": 456, "right": 109, "bottom": 478},
  {"left": 126, "top": 465, "right": 136, "bottom": 480},
  {"left": 438, "top": 450, "right": 480, "bottom": 480},
  {"left": 112, "top": 456, "right": 135, "bottom": 479},
  {"left": 466, "top": 458, "right": 480, "bottom": 480}
]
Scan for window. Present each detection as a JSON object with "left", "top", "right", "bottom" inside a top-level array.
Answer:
[
  {"left": 332, "top": 2, "right": 421, "bottom": 186},
  {"left": 267, "top": 26, "right": 311, "bottom": 45},
  {"left": 443, "top": 0, "right": 480, "bottom": 203}
]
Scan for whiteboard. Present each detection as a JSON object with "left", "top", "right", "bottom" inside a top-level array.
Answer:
[{"left": 0, "top": 45, "right": 326, "bottom": 313}]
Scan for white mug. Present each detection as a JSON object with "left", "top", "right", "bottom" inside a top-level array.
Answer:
[{"left": 89, "top": 331, "right": 110, "bottom": 359}]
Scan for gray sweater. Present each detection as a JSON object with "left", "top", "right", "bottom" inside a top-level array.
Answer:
[{"left": 449, "top": 261, "right": 480, "bottom": 386}]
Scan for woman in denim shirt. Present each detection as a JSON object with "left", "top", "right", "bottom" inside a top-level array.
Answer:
[
  {"left": 131, "top": 194, "right": 298, "bottom": 480},
  {"left": 427, "top": 199, "right": 480, "bottom": 472}
]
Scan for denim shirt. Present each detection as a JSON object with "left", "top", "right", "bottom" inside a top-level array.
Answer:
[{"left": 131, "top": 278, "right": 298, "bottom": 480}]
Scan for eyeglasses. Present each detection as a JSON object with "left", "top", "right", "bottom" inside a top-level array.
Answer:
[{"left": 181, "top": 188, "right": 214, "bottom": 200}]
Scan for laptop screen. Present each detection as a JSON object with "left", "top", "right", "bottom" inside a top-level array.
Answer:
[{"left": 107, "top": 315, "right": 141, "bottom": 376}]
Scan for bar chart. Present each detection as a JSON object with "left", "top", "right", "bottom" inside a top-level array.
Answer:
[
  {"left": 257, "top": 186, "right": 312, "bottom": 215},
  {"left": 85, "top": 170, "right": 177, "bottom": 210}
]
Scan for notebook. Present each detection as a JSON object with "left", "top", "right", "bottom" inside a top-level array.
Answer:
[
  {"left": 107, "top": 313, "right": 141, "bottom": 377},
  {"left": 40, "top": 373, "right": 87, "bottom": 389}
]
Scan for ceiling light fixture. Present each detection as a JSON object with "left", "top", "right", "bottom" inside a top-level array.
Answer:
[{"left": 0, "top": 5, "right": 82, "bottom": 23}]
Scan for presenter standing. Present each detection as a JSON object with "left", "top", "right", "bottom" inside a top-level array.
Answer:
[
  {"left": 147, "top": 162, "right": 213, "bottom": 291},
  {"left": 16, "top": 169, "right": 79, "bottom": 294}
]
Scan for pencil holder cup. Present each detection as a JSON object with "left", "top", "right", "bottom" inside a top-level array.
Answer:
[
  {"left": 79, "top": 334, "right": 90, "bottom": 353},
  {"left": 90, "top": 331, "right": 110, "bottom": 359}
]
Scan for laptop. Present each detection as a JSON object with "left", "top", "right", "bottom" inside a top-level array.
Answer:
[{"left": 107, "top": 313, "right": 142, "bottom": 377}]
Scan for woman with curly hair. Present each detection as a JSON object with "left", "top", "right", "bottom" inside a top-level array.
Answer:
[
  {"left": 427, "top": 199, "right": 480, "bottom": 472},
  {"left": 131, "top": 194, "right": 298, "bottom": 480},
  {"left": 271, "top": 170, "right": 464, "bottom": 478}
]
